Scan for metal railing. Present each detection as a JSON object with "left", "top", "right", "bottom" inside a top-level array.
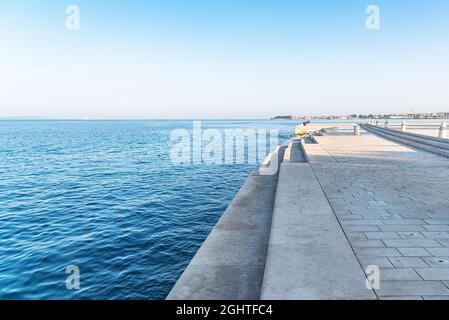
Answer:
[{"left": 366, "top": 119, "right": 448, "bottom": 139}]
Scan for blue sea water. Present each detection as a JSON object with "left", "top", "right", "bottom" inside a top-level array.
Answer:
[{"left": 0, "top": 120, "right": 296, "bottom": 300}]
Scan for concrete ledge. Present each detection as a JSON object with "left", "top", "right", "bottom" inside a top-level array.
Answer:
[
  {"left": 301, "top": 142, "right": 336, "bottom": 164},
  {"left": 259, "top": 146, "right": 286, "bottom": 176},
  {"left": 363, "top": 124, "right": 449, "bottom": 149},
  {"left": 167, "top": 172, "right": 278, "bottom": 300},
  {"left": 284, "top": 141, "right": 307, "bottom": 163},
  {"left": 370, "top": 124, "right": 449, "bottom": 146},
  {"left": 261, "top": 163, "right": 376, "bottom": 300},
  {"left": 362, "top": 124, "right": 449, "bottom": 158}
]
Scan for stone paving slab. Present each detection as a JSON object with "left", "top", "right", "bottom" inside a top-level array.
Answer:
[
  {"left": 305, "top": 126, "right": 449, "bottom": 299},
  {"left": 416, "top": 268, "right": 449, "bottom": 280},
  {"left": 380, "top": 296, "right": 424, "bottom": 300},
  {"left": 359, "top": 257, "right": 394, "bottom": 268},
  {"left": 423, "top": 257, "right": 449, "bottom": 267},
  {"left": 375, "top": 281, "right": 449, "bottom": 297},
  {"left": 422, "top": 296, "right": 449, "bottom": 300},
  {"left": 427, "top": 248, "right": 449, "bottom": 256},
  {"left": 398, "top": 248, "right": 432, "bottom": 257},
  {"left": 379, "top": 268, "right": 421, "bottom": 280},
  {"left": 389, "top": 257, "right": 428, "bottom": 268},
  {"left": 383, "top": 239, "right": 441, "bottom": 247}
]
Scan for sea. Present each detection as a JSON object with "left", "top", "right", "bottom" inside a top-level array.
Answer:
[{"left": 0, "top": 120, "right": 298, "bottom": 299}]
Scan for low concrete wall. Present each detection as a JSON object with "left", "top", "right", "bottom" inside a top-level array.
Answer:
[
  {"left": 362, "top": 124, "right": 449, "bottom": 158},
  {"left": 364, "top": 124, "right": 449, "bottom": 148}
]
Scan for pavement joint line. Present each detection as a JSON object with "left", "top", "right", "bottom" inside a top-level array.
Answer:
[
  {"left": 444, "top": 281, "right": 449, "bottom": 290},
  {"left": 414, "top": 267, "right": 426, "bottom": 281},
  {"left": 308, "top": 161, "right": 379, "bottom": 299}
]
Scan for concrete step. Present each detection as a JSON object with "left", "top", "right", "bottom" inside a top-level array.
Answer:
[
  {"left": 370, "top": 124, "right": 449, "bottom": 146},
  {"left": 362, "top": 124, "right": 449, "bottom": 158},
  {"left": 283, "top": 140, "right": 307, "bottom": 163},
  {"left": 260, "top": 162, "right": 376, "bottom": 300},
  {"left": 366, "top": 124, "right": 449, "bottom": 148}
]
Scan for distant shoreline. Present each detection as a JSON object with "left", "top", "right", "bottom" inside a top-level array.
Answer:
[
  {"left": 0, "top": 118, "right": 273, "bottom": 121},
  {"left": 1, "top": 117, "right": 448, "bottom": 122}
]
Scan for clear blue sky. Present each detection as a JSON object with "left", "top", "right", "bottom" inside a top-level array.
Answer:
[{"left": 1, "top": 0, "right": 448, "bottom": 118}]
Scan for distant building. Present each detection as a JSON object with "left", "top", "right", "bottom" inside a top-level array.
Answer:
[{"left": 271, "top": 112, "right": 449, "bottom": 121}]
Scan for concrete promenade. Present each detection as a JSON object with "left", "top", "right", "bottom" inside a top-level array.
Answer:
[
  {"left": 306, "top": 125, "right": 449, "bottom": 299},
  {"left": 169, "top": 123, "right": 449, "bottom": 300}
]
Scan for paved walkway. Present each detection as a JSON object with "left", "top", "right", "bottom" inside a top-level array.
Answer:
[{"left": 305, "top": 126, "right": 449, "bottom": 299}]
